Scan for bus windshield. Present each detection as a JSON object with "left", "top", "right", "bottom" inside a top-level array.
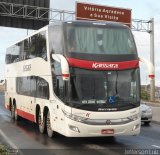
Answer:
[
  {"left": 69, "top": 68, "right": 140, "bottom": 110},
  {"left": 65, "top": 24, "right": 137, "bottom": 55}
]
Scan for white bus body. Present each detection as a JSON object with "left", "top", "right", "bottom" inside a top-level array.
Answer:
[{"left": 5, "top": 21, "right": 141, "bottom": 137}]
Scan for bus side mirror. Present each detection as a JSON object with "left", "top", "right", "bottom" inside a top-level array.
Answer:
[{"left": 52, "top": 54, "right": 70, "bottom": 81}]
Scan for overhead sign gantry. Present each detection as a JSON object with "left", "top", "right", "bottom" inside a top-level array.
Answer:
[
  {"left": 76, "top": 2, "right": 131, "bottom": 27},
  {"left": 0, "top": 0, "right": 50, "bottom": 29}
]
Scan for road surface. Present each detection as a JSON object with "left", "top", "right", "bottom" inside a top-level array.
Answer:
[{"left": 0, "top": 92, "right": 160, "bottom": 155}]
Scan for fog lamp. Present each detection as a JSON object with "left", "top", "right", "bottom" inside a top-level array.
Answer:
[
  {"left": 132, "top": 124, "right": 140, "bottom": 131},
  {"left": 68, "top": 125, "right": 80, "bottom": 133}
]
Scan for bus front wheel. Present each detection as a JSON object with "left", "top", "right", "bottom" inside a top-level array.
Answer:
[{"left": 46, "top": 111, "right": 54, "bottom": 138}]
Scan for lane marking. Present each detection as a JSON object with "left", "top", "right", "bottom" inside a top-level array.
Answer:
[
  {"left": 152, "top": 145, "right": 160, "bottom": 148},
  {"left": 0, "top": 129, "right": 25, "bottom": 155},
  {"left": 85, "top": 144, "right": 106, "bottom": 149},
  {"left": 0, "top": 129, "right": 18, "bottom": 150}
]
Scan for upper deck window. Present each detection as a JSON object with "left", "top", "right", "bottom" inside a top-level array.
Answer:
[
  {"left": 65, "top": 24, "right": 137, "bottom": 55},
  {"left": 6, "top": 31, "right": 47, "bottom": 64}
]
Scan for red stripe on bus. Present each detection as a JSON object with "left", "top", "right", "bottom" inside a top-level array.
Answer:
[
  {"left": 17, "top": 109, "right": 35, "bottom": 122},
  {"left": 7, "top": 104, "right": 10, "bottom": 110},
  {"left": 67, "top": 58, "right": 139, "bottom": 70},
  {"left": 62, "top": 74, "right": 70, "bottom": 77}
]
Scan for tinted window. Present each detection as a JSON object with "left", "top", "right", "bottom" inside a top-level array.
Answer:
[
  {"left": 37, "top": 77, "right": 49, "bottom": 99},
  {"left": 29, "top": 32, "right": 47, "bottom": 60},
  {"left": 29, "top": 35, "right": 37, "bottom": 59},
  {"left": 51, "top": 61, "right": 68, "bottom": 101},
  {"left": 65, "top": 25, "right": 137, "bottom": 55},
  {"left": 30, "top": 76, "right": 37, "bottom": 97},
  {"left": 16, "top": 77, "right": 30, "bottom": 96},
  {"left": 6, "top": 31, "right": 47, "bottom": 64},
  {"left": 53, "top": 76, "right": 65, "bottom": 100},
  {"left": 37, "top": 32, "right": 47, "bottom": 60},
  {"left": 69, "top": 68, "right": 140, "bottom": 107},
  {"left": 24, "top": 39, "right": 30, "bottom": 60},
  {"left": 49, "top": 25, "right": 64, "bottom": 55},
  {"left": 6, "top": 44, "right": 21, "bottom": 64},
  {"left": 16, "top": 76, "right": 49, "bottom": 99}
]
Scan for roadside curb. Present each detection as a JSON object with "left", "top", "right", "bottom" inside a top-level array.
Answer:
[
  {"left": 152, "top": 120, "right": 160, "bottom": 125},
  {"left": 145, "top": 102, "right": 160, "bottom": 107}
]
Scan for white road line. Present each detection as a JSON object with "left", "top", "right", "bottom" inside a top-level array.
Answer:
[
  {"left": 0, "top": 129, "right": 25, "bottom": 155},
  {"left": 0, "top": 129, "right": 18, "bottom": 150},
  {"left": 0, "top": 129, "right": 26, "bottom": 155},
  {"left": 152, "top": 145, "right": 160, "bottom": 148},
  {"left": 85, "top": 144, "right": 106, "bottom": 149}
]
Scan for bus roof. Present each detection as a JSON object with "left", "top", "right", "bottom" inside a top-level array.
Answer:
[
  {"left": 7, "top": 20, "right": 129, "bottom": 49},
  {"left": 48, "top": 20, "right": 130, "bottom": 29}
]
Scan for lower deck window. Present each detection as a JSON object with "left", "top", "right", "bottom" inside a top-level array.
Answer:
[{"left": 16, "top": 76, "right": 49, "bottom": 99}]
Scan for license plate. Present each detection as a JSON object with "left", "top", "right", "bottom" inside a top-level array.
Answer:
[{"left": 101, "top": 129, "right": 114, "bottom": 134}]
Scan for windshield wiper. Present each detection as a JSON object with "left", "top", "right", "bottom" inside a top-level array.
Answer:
[{"left": 130, "top": 102, "right": 138, "bottom": 107}]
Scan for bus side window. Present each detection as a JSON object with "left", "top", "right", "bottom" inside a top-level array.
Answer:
[
  {"left": 17, "top": 42, "right": 24, "bottom": 61},
  {"left": 29, "top": 35, "right": 37, "bottom": 59},
  {"left": 16, "top": 77, "right": 30, "bottom": 96},
  {"left": 54, "top": 76, "right": 65, "bottom": 101},
  {"left": 37, "top": 77, "right": 49, "bottom": 99},
  {"left": 53, "top": 74, "right": 57, "bottom": 94},
  {"left": 30, "top": 76, "right": 37, "bottom": 97},
  {"left": 6, "top": 44, "right": 21, "bottom": 64},
  {"left": 37, "top": 32, "right": 47, "bottom": 60},
  {"left": 24, "top": 39, "right": 30, "bottom": 60},
  {"left": 48, "top": 25, "right": 63, "bottom": 55},
  {"left": 52, "top": 61, "right": 67, "bottom": 101},
  {"left": 52, "top": 61, "right": 61, "bottom": 97}
]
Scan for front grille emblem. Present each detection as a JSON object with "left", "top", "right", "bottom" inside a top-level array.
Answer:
[{"left": 106, "top": 120, "right": 111, "bottom": 125}]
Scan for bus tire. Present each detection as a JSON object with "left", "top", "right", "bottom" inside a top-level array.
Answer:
[
  {"left": 38, "top": 110, "right": 46, "bottom": 134},
  {"left": 14, "top": 104, "right": 20, "bottom": 121},
  {"left": 46, "top": 111, "right": 54, "bottom": 138},
  {"left": 11, "top": 103, "right": 15, "bottom": 119}
]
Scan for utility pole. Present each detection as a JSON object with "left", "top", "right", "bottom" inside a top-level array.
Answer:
[
  {"left": 132, "top": 19, "right": 155, "bottom": 102},
  {"left": 149, "top": 18, "right": 155, "bottom": 101}
]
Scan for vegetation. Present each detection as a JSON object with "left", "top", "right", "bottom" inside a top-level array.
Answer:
[
  {"left": 141, "top": 89, "right": 149, "bottom": 100},
  {"left": 0, "top": 144, "right": 8, "bottom": 155}
]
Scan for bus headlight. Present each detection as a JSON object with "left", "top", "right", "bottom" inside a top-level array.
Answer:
[
  {"left": 128, "top": 114, "right": 139, "bottom": 121},
  {"left": 62, "top": 110, "right": 88, "bottom": 123}
]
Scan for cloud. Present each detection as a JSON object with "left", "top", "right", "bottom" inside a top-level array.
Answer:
[
  {"left": 145, "top": 0, "right": 160, "bottom": 17},
  {"left": 51, "top": 0, "right": 99, "bottom": 10}
]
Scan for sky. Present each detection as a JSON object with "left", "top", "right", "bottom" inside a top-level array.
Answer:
[{"left": 0, "top": 0, "right": 160, "bottom": 86}]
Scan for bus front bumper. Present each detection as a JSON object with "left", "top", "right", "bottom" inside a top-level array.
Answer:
[{"left": 64, "top": 118, "right": 141, "bottom": 137}]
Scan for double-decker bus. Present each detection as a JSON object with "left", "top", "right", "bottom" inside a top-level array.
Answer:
[{"left": 5, "top": 20, "right": 140, "bottom": 137}]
